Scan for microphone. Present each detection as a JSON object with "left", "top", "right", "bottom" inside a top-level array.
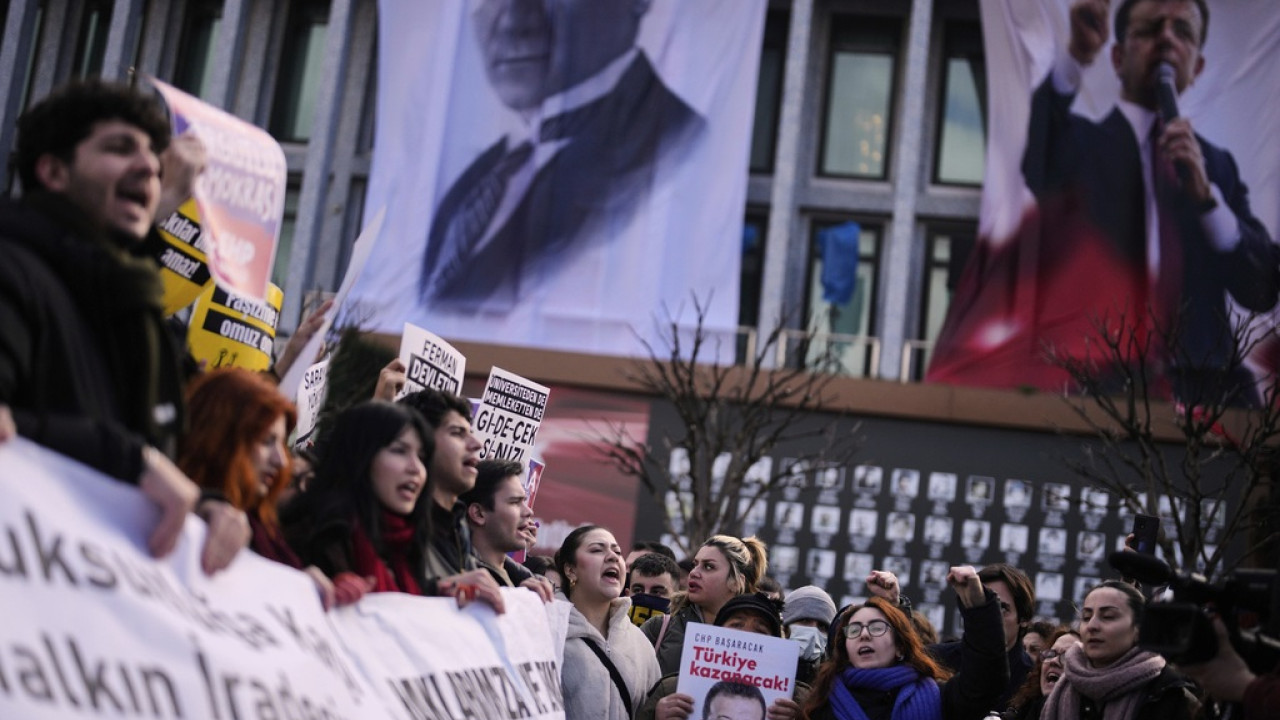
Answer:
[
  {"left": 1154, "top": 62, "right": 1191, "bottom": 187},
  {"left": 1156, "top": 62, "right": 1180, "bottom": 124},
  {"left": 1108, "top": 550, "right": 1173, "bottom": 585}
]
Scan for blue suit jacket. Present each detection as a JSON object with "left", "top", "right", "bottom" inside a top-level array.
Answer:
[
  {"left": 421, "top": 54, "right": 705, "bottom": 309},
  {"left": 1021, "top": 73, "right": 1279, "bottom": 373}
]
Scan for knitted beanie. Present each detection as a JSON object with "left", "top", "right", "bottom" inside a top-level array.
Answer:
[{"left": 782, "top": 585, "right": 837, "bottom": 627}]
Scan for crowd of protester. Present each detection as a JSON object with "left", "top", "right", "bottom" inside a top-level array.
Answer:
[{"left": 2, "top": 77, "right": 1279, "bottom": 720}]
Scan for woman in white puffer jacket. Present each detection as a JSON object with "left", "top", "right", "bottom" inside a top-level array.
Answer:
[{"left": 556, "top": 524, "right": 661, "bottom": 719}]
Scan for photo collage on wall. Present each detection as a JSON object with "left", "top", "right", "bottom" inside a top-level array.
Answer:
[{"left": 656, "top": 451, "right": 1221, "bottom": 639}]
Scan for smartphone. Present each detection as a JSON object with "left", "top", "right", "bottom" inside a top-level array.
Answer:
[{"left": 1132, "top": 514, "right": 1160, "bottom": 555}]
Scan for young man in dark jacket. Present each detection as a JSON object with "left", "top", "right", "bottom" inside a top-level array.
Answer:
[{"left": 0, "top": 79, "right": 242, "bottom": 572}]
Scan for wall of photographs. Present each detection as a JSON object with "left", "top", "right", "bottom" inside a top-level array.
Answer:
[{"left": 635, "top": 409, "right": 1226, "bottom": 639}]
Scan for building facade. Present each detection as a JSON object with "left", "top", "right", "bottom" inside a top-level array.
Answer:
[{"left": 0, "top": 0, "right": 983, "bottom": 379}]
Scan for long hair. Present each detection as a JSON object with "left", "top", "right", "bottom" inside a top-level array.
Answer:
[
  {"left": 803, "top": 597, "right": 951, "bottom": 719},
  {"left": 669, "top": 534, "right": 768, "bottom": 614},
  {"left": 179, "top": 369, "right": 295, "bottom": 526},
  {"left": 286, "top": 401, "right": 434, "bottom": 577},
  {"left": 1007, "top": 627, "right": 1077, "bottom": 712}
]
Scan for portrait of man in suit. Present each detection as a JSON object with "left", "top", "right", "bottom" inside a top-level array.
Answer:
[
  {"left": 1022, "top": 0, "right": 1280, "bottom": 403},
  {"left": 420, "top": 0, "right": 706, "bottom": 309}
]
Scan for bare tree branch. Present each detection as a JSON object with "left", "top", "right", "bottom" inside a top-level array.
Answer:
[{"left": 590, "top": 296, "right": 859, "bottom": 556}]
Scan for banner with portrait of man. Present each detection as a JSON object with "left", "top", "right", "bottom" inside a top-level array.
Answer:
[
  {"left": 928, "top": 0, "right": 1280, "bottom": 405},
  {"left": 354, "top": 0, "right": 766, "bottom": 357}
]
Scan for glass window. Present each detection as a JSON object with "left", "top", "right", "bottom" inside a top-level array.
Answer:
[
  {"left": 819, "top": 16, "right": 901, "bottom": 179},
  {"left": 934, "top": 20, "right": 986, "bottom": 185},
  {"left": 749, "top": 10, "right": 789, "bottom": 174},
  {"left": 737, "top": 213, "right": 768, "bottom": 362},
  {"left": 805, "top": 219, "right": 880, "bottom": 375},
  {"left": 71, "top": 0, "right": 112, "bottom": 79},
  {"left": 271, "top": 180, "right": 302, "bottom": 290},
  {"left": 270, "top": 0, "right": 331, "bottom": 142},
  {"left": 173, "top": 0, "right": 223, "bottom": 99},
  {"left": 913, "top": 225, "right": 975, "bottom": 378}
]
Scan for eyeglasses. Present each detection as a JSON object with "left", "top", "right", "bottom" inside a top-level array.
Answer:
[
  {"left": 844, "top": 620, "right": 891, "bottom": 638},
  {"left": 1040, "top": 649, "right": 1064, "bottom": 662}
]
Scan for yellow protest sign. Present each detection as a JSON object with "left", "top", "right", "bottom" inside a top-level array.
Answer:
[
  {"left": 187, "top": 282, "right": 283, "bottom": 371},
  {"left": 147, "top": 199, "right": 213, "bottom": 315}
]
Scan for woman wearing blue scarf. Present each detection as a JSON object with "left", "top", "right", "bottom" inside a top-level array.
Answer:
[{"left": 801, "top": 596, "right": 950, "bottom": 720}]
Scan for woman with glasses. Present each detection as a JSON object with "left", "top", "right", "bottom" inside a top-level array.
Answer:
[
  {"left": 1001, "top": 628, "right": 1077, "bottom": 720},
  {"left": 802, "top": 566, "right": 1006, "bottom": 720},
  {"left": 801, "top": 596, "right": 950, "bottom": 719},
  {"left": 1040, "top": 581, "right": 1199, "bottom": 720}
]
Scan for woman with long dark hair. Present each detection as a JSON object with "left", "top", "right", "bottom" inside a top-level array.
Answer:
[
  {"left": 1041, "top": 581, "right": 1199, "bottom": 720},
  {"left": 556, "top": 524, "right": 661, "bottom": 720},
  {"left": 1000, "top": 627, "right": 1077, "bottom": 719},
  {"left": 283, "top": 401, "right": 434, "bottom": 598}
]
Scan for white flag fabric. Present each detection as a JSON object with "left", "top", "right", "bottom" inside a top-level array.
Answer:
[{"left": 353, "top": 0, "right": 766, "bottom": 358}]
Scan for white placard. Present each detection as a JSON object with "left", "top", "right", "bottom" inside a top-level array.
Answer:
[{"left": 473, "top": 367, "right": 550, "bottom": 463}]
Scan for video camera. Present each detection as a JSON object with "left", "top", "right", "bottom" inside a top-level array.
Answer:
[{"left": 1108, "top": 551, "right": 1280, "bottom": 668}]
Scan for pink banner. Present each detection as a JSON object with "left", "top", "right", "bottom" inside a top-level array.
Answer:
[{"left": 151, "top": 79, "right": 286, "bottom": 301}]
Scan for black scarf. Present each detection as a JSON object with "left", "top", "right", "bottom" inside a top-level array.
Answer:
[{"left": 11, "top": 192, "right": 184, "bottom": 452}]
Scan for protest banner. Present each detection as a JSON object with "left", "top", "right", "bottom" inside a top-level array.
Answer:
[
  {"left": 676, "top": 622, "right": 799, "bottom": 718},
  {"left": 187, "top": 281, "right": 284, "bottom": 371},
  {"left": 397, "top": 323, "right": 467, "bottom": 399},
  {"left": 474, "top": 367, "right": 550, "bottom": 463},
  {"left": 278, "top": 207, "right": 386, "bottom": 400},
  {"left": 295, "top": 356, "right": 330, "bottom": 444},
  {"left": 143, "top": 197, "right": 213, "bottom": 315},
  {"left": 0, "top": 438, "right": 380, "bottom": 719},
  {"left": 330, "top": 592, "right": 570, "bottom": 720},
  {"left": 0, "top": 438, "right": 572, "bottom": 719},
  {"left": 151, "top": 78, "right": 287, "bottom": 302}
]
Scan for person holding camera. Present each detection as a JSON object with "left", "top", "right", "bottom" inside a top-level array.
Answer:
[
  {"left": 1177, "top": 613, "right": 1278, "bottom": 720},
  {"left": 1042, "top": 581, "right": 1200, "bottom": 720}
]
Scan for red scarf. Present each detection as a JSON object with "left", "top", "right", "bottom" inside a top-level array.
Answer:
[{"left": 349, "top": 512, "right": 422, "bottom": 595}]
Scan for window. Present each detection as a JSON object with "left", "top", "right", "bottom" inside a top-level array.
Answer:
[
  {"left": 749, "top": 10, "right": 789, "bottom": 174},
  {"left": 271, "top": 180, "right": 302, "bottom": 290},
  {"left": 804, "top": 219, "right": 881, "bottom": 375},
  {"left": 819, "top": 16, "right": 901, "bottom": 179},
  {"left": 934, "top": 20, "right": 986, "bottom": 185},
  {"left": 270, "top": 0, "right": 330, "bottom": 142},
  {"left": 172, "top": 0, "right": 223, "bottom": 99},
  {"left": 71, "top": 0, "right": 112, "bottom": 79},
  {"left": 737, "top": 213, "right": 768, "bottom": 362},
  {"left": 912, "top": 224, "right": 975, "bottom": 378}
]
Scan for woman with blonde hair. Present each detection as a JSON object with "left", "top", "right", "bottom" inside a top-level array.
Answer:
[{"left": 641, "top": 534, "right": 768, "bottom": 675}]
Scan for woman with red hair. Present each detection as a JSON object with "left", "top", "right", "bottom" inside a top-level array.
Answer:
[
  {"left": 179, "top": 368, "right": 365, "bottom": 606},
  {"left": 803, "top": 596, "right": 951, "bottom": 720}
]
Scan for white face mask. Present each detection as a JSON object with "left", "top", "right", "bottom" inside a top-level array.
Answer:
[{"left": 789, "top": 624, "right": 827, "bottom": 661}]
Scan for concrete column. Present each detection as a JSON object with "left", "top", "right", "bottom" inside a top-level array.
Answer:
[
  {"left": 280, "top": 0, "right": 356, "bottom": 331},
  {"left": 758, "top": 0, "right": 815, "bottom": 358},
  {"left": 878, "top": 0, "right": 933, "bottom": 378},
  {"left": 0, "top": 1, "right": 43, "bottom": 190},
  {"left": 99, "top": 0, "right": 147, "bottom": 82}
]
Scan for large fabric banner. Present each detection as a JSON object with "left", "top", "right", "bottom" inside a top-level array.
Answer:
[
  {"left": 0, "top": 438, "right": 568, "bottom": 719},
  {"left": 928, "top": 1, "right": 1280, "bottom": 401},
  {"left": 353, "top": 0, "right": 765, "bottom": 357}
]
